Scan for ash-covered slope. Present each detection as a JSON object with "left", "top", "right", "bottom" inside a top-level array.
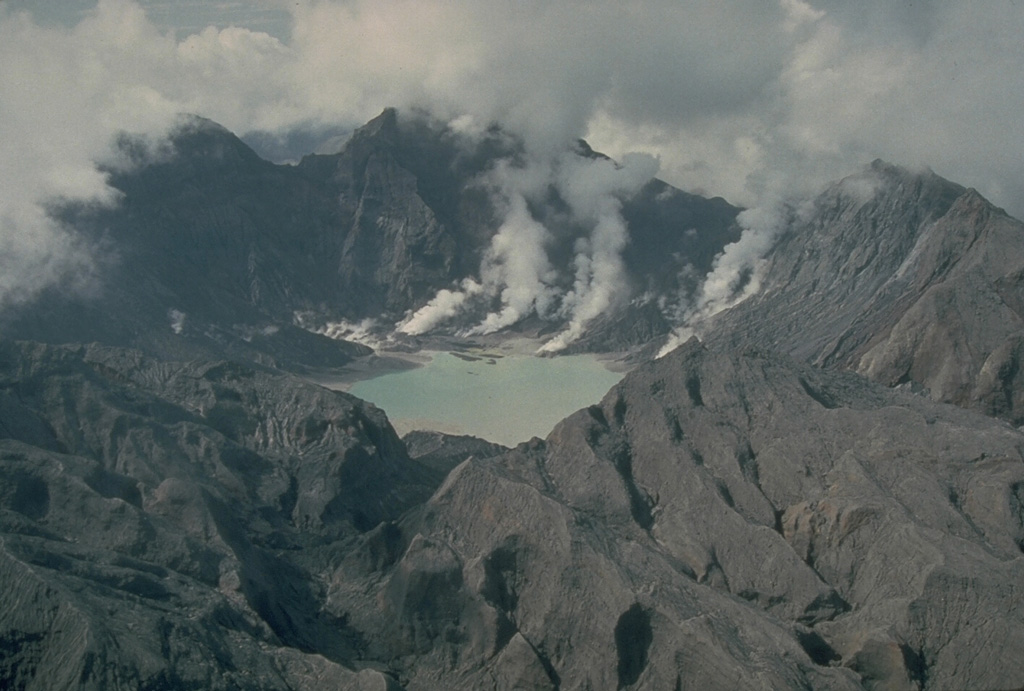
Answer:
[
  {"left": 2, "top": 338, "right": 1023, "bottom": 689},
  {"left": 0, "top": 340, "right": 437, "bottom": 689},
  {"left": 1, "top": 109, "right": 740, "bottom": 366},
  {"left": 703, "top": 160, "right": 1024, "bottom": 422},
  {"left": 354, "top": 339, "right": 1024, "bottom": 689}
]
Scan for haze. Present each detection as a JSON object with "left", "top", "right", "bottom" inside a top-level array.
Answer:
[{"left": 3, "top": 0, "right": 1024, "bottom": 309}]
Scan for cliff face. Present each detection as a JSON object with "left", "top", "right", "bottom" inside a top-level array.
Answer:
[
  {"left": 1, "top": 109, "right": 742, "bottom": 367},
  {"left": 704, "top": 161, "right": 1024, "bottom": 423},
  {"left": 3, "top": 339, "right": 1021, "bottom": 690}
]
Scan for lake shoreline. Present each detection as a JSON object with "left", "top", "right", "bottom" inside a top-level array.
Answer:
[
  {"left": 324, "top": 346, "right": 628, "bottom": 446},
  {"left": 309, "top": 334, "right": 636, "bottom": 393}
]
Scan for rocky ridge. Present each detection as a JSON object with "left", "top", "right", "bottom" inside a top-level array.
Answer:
[
  {"left": 350, "top": 339, "right": 1024, "bottom": 689},
  {"left": 2, "top": 338, "right": 1023, "bottom": 689},
  {"left": 703, "top": 160, "right": 1024, "bottom": 423},
  {"left": 1, "top": 109, "right": 742, "bottom": 368},
  {"left": 0, "top": 340, "right": 436, "bottom": 689},
  {"left": 2, "top": 111, "right": 1024, "bottom": 690}
]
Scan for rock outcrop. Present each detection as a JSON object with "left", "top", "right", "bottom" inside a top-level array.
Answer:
[
  {"left": 1, "top": 109, "right": 741, "bottom": 368},
  {"left": 0, "top": 340, "right": 434, "bottom": 689},
  {"left": 704, "top": 161, "right": 1024, "bottom": 423},
  {"left": 347, "top": 339, "right": 1024, "bottom": 689},
  {"left": 2, "top": 338, "right": 1023, "bottom": 689}
]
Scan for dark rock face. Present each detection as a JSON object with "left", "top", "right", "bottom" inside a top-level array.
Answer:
[
  {"left": 336, "top": 341, "right": 1024, "bottom": 689},
  {"left": 560, "top": 300, "right": 673, "bottom": 354},
  {"left": 402, "top": 430, "right": 509, "bottom": 477},
  {"left": 1, "top": 109, "right": 741, "bottom": 367},
  {"left": 705, "top": 161, "right": 1024, "bottom": 423}
]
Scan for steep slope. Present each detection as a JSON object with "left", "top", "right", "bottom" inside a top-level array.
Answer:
[
  {"left": 0, "top": 340, "right": 436, "bottom": 689},
  {"left": 3, "top": 116, "right": 372, "bottom": 371},
  {"left": 2, "top": 109, "right": 741, "bottom": 366},
  {"left": 330, "top": 340, "right": 1024, "bottom": 689},
  {"left": 703, "top": 160, "right": 1024, "bottom": 422},
  {"left": 3, "top": 338, "right": 1023, "bottom": 689}
]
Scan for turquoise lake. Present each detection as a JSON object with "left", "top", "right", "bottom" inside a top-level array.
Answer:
[{"left": 347, "top": 352, "right": 625, "bottom": 446}]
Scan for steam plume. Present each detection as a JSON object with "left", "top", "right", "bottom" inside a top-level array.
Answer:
[
  {"left": 538, "top": 152, "right": 659, "bottom": 352},
  {"left": 658, "top": 202, "right": 788, "bottom": 357}
]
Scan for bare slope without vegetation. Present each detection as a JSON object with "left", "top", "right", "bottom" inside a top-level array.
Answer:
[
  {"left": 1, "top": 339, "right": 1022, "bottom": 689},
  {"left": 3, "top": 109, "right": 1024, "bottom": 689},
  {"left": 704, "top": 160, "right": 1024, "bottom": 424},
  {"left": 0, "top": 109, "right": 741, "bottom": 369}
]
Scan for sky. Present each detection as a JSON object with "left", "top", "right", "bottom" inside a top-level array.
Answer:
[{"left": 3, "top": 0, "right": 1024, "bottom": 313}]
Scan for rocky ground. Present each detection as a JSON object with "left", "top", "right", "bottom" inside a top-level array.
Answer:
[
  {"left": 3, "top": 110, "right": 1024, "bottom": 690},
  {"left": 703, "top": 160, "right": 1024, "bottom": 426},
  {"left": 2, "top": 338, "right": 1022, "bottom": 689}
]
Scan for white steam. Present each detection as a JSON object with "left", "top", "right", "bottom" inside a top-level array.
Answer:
[
  {"left": 309, "top": 317, "right": 387, "bottom": 349},
  {"left": 658, "top": 203, "right": 788, "bottom": 357},
  {"left": 168, "top": 308, "right": 186, "bottom": 334},
  {"left": 397, "top": 149, "right": 658, "bottom": 350},
  {"left": 397, "top": 158, "right": 560, "bottom": 336},
  {"left": 468, "top": 194, "right": 558, "bottom": 334},
  {"left": 538, "top": 152, "right": 659, "bottom": 352},
  {"left": 399, "top": 279, "right": 484, "bottom": 335}
]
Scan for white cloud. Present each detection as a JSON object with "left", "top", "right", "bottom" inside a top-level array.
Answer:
[{"left": 4, "top": 0, "right": 1024, "bottom": 308}]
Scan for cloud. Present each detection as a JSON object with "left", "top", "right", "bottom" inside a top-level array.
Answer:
[
  {"left": 0, "top": 1, "right": 165, "bottom": 308},
  {"left": 4, "top": 0, "right": 1024, "bottom": 309},
  {"left": 0, "top": 0, "right": 296, "bottom": 307},
  {"left": 591, "top": 2, "right": 1024, "bottom": 218}
]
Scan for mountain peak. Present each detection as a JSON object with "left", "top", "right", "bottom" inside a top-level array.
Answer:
[
  {"left": 850, "top": 158, "right": 941, "bottom": 189},
  {"left": 953, "top": 186, "right": 1000, "bottom": 215},
  {"left": 817, "top": 158, "right": 966, "bottom": 223},
  {"left": 867, "top": 157, "right": 914, "bottom": 175},
  {"left": 572, "top": 138, "right": 612, "bottom": 161},
  {"left": 360, "top": 106, "right": 399, "bottom": 138},
  {"left": 164, "top": 113, "right": 263, "bottom": 166},
  {"left": 343, "top": 107, "right": 400, "bottom": 152}
]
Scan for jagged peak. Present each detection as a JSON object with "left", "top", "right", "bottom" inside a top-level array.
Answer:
[
  {"left": 866, "top": 157, "right": 927, "bottom": 177},
  {"left": 356, "top": 107, "right": 400, "bottom": 140},
  {"left": 810, "top": 159, "right": 966, "bottom": 222},
  {"left": 572, "top": 138, "right": 612, "bottom": 162},
  {"left": 163, "top": 113, "right": 263, "bottom": 165},
  {"left": 941, "top": 185, "right": 1010, "bottom": 223},
  {"left": 341, "top": 107, "right": 401, "bottom": 155},
  {"left": 172, "top": 113, "right": 232, "bottom": 136},
  {"left": 110, "top": 113, "right": 264, "bottom": 171},
  {"left": 847, "top": 158, "right": 940, "bottom": 189}
]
